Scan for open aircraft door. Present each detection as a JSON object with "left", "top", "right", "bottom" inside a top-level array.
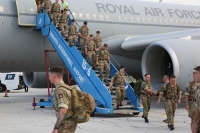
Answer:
[{"left": 15, "top": 0, "right": 37, "bottom": 26}]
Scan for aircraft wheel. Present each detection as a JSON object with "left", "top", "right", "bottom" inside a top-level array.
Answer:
[
  {"left": 0, "top": 86, "right": 3, "bottom": 92},
  {"left": 133, "top": 112, "right": 140, "bottom": 115},
  {"left": 90, "top": 110, "right": 95, "bottom": 117},
  {"left": 39, "top": 99, "right": 45, "bottom": 108}
]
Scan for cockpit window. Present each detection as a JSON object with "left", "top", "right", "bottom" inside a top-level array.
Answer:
[{"left": 0, "top": 6, "right": 4, "bottom": 12}]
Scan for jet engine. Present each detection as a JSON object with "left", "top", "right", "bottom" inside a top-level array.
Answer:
[{"left": 141, "top": 39, "right": 200, "bottom": 90}]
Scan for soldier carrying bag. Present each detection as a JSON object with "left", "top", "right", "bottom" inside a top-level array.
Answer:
[
  {"left": 133, "top": 81, "right": 143, "bottom": 96},
  {"left": 59, "top": 84, "right": 95, "bottom": 123}
]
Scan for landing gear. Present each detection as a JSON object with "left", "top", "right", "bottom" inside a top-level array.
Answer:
[
  {"left": 90, "top": 110, "right": 96, "bottom": 117},
  {"left": 39, "top": 99, "right": 45, "bottom": 108},
  {"left": 133, "top": 112, "right": 140, "bottom": 115}
]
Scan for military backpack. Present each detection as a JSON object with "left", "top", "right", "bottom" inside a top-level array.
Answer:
[
  {"left": 60, "top": 84, "right": 95, "bottom": 123},
  {"left": 133, "top": 81, "right": 143, "bottom": 96}
]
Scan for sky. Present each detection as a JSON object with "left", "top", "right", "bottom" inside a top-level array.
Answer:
[{"left": 138, "top": 0, "right": 200, "bottom": 6}]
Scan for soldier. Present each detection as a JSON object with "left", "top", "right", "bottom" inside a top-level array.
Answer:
[
  {"left": 78, "top": 21, "right": 89, "bottom": 54},
  {"left": 85, "top": 34, "right": 96, "bottom": 66},
  {"left": 140, "top": 74, "right": 156, "bottom": 123},
  {"left": 192, "top": 66, "right": 200, "bottom": 133},
  {"left": 68, "top": 19, "right": 78, "bottom": 47},
  {"left": 57, "top": 9, "right": 68, "bottom": 38},
  {"left": 93, "top": 31, "right": 102, "bottom": 52},
  {"left": 49, "top": 66, "right": 77, "bottom": 133},
  {"left": 43, "top": 0, "right": 52, "bottom": 16},
  {"left": 36, "top": 0, "right": 42, "bottom": 13},
  {"left": 51, "top": 0, "right": 61, "bottom": 25},
  {"left": 185, "top": 72, "right": 200, "bottom": 132},
  {"left": 96, "top": 43, "right": 110, "bottom": 80},
  {"left": 157, "top": 75, "right": 169, "bottom": 123},
  {"left": 109, "top": 66, "right": 127, "bottom": 109},
  {"left": 157, "top": 75, "right": 182, "bottom": 131}
]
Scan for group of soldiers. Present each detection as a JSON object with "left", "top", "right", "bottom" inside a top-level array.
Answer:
[
  {"left": 36, "top": 1, "right": 200, "bottom": 133},
  {"left": 139, "top": 67, "right": 200, "bottom": 132},
  {"left": 36, "top": 0, "right": 111, "bottom": 80}
]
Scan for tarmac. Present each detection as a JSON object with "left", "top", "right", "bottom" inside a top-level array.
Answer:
[{"left": 0, "top": 88, "right": 191, "bottom": 133}]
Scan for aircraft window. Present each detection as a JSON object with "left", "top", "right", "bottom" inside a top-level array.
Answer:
[
  {"left": 143, "top": 17, "right": 147, "bottom": 23},
  {"left": 137, "top": 17, "right": 141, "bottom": 22},
  {"left": 165, "top": 19, "right": 169, "bottom": 24},
  {"left": 187, "top": 20, "right": 190, "bottom": 25},
  {"left": 119, "top": 16, "right": 123, "bottom": 21},
  {"left": 160, "top": 18, "right": 164, "bottom": 24},
  {"left": 72, "top": 13, "right": 76, "bottom": 18},
  {"left": 191, "top": 20, "right": 196, "bottom": 25},
  {"left": 0, "top": 6, "right": 4, "bottom": 12},
  {"left": 125, "top": 16, "right": 129, "bottom": 22},
  {"left": 176, "top": 19, "right": 180, "bottom": 25},
  {"left": 171, "top": 19, "right": 174, "bottom": 24},
  {"left": 99, "top": 14, "right": 104, "bottom": 20},
  {"left": 106, "top": 15, "right": 110, "bottom": 20},
  {"left": 79, "top": 13, "right": 84, "bottom": 19},
  {"left": 181, "top": 20, "right": 185, "bottom": 25},
  {"left": 148, "top": 18, "right": 153, "bottom": 23},
  {"left": 154, "top": 18, "right": 159, "bottom": 23},
  {"left": 86, "top": 14, "right": 91, "bottom": 19},
  {"left": 93, "top": 14, "right": 97, "bottom": 19},
  {"left": 131, "top": 16, "right": 135, "bottom": 22}
]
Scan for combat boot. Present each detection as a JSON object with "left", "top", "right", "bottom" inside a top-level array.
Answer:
[
  {"left": 144, "top": 117, "right": 149, "bottom": 123},
  {"left": 169, "top": 125, "right": 174, "bottom": 130},
  {"left": 119, "top": 103, "right": 123, "bottom": 106},
  {"left": 142, "top": 115, "right": 144, "bottom": 118}
]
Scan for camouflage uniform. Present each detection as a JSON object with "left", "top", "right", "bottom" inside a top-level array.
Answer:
[
  {"left": 185, "top": 82, "right": 200, "bottom": 131},
  {"left": 51, "top": 2, "right": 60, "bottom": 23},
  {"left": 112, "top": 72, "right": 126, "bottom": 106},
  {"left": 68, "top": 25, "right": 78, "bottom": 47},
  {"left": 160, "top": 83, "right": 182, "bottom": 126},
  {"left": 53, "top": 82, "right": 77, "bottom": 133},
  {"left": 59, "top": 13, "right": 68, "bottom": 37},
  {"left": 43, "top": 0, "right": 52, "bottom": 16},
  {"left": 96, "top": 48, "right": 110, "bottom": 80},
  {"left": 93, "top": 36, "right": 102, "bottom": 52},
  {"left": 140, "top": 81, "right": 152, "bottom": 118},
  {"left": 85, "top": 40, "right": 96, "bottom": 66},
  {"left": 92, "top": 36, "right": 102, "bottom": 67},
  {"left": 79, "top": 26, "right": 89, "bottom": 52}
]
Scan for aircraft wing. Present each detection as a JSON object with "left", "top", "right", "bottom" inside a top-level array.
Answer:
[{"left": 121, "top": 28, "right": 200, "bottom": 51}]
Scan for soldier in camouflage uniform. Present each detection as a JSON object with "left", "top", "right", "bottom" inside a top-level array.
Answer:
[
  {"left": 36, "top": 0, "right": 42, "bottom": 13},
  {"left": 85, "top": 34, "right": 96, "bottom": 66},
  {"left": 156, "top": 75, "right": 169, "bottom": 123},
  {"left": 43, "top": 0, "right": 52, "bottom": 16},
  {"left": 68, "top": 19, "right": 77, "bottom": 47},
  {"left": 140, "top": 74, "right": 156, "bottom": 123},
  {"left": 96, "top": 43, "right": 110, "bottom": 80},
  {"left": 185, "top": 72, "right": 200, "bottom": 132},
  {"left": 51, "top": 0, "right": 61, "bottom": 25},
  {"left": 58, "top": 9, "right": 68, "bottom": 38},
  {"left": 158, "top": 75, "right": 182, "bottom": 131},
  {"left": 109, "top": 66, "right": 127, "bottom": 108},
  {"left": 192, "top": 66, "right": 200, "bottom": 133},
  {"left": 78, "top": 21, "right": 89, "bottom": 54},
  {"left": 49, "top": 66, "right": 77, "bottom": 133},
  {"left": 93, "top": 31, "right": 102, "bottom": 52}
]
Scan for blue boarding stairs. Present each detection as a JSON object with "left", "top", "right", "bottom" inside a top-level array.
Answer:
[{"left": 33, "top": 13, "right": 143, "bottom": 115}]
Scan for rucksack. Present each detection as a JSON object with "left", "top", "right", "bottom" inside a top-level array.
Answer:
[
  {"left": 134, "top": 81, "right": 143, "bottom": 96},
  {"left": 59, "top": 84, "right": 95, "bottom": 123}
]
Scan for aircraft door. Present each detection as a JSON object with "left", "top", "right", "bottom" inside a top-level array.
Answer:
[{"left": 15, "top": 0, "right": 37, "bottom": 26}]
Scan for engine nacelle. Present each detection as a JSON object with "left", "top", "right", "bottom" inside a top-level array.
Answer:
[
  {"left": 142, "top": 39, "right": 200, "bottom": 91},
  {"left": 23, "top": 72, "right": 47, "bottom": 88}
]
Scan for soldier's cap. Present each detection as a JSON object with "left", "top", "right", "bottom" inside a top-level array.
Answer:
[
  {"left": 194, "top": 66, "right": 200, "bottom": 71},
  {"left": 71, "top": 19, "right": 75, "bottom": 22},
  {"left": 90, "top": 34, "right": 93, "bottom": 37},
  {"left": 84, "top": 21, "right": 87, "bottom": 25}
]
